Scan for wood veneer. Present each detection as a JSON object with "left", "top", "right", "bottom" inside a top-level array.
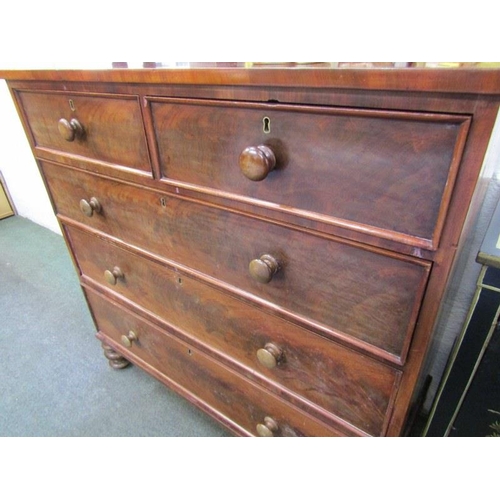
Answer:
[
  {"left": 18, "top": 90, "right": 151, "bottom": 172},
  {"left": 151, "top": 98, "right": 470, "bottom": 249},
  {"left": 3, "top": 67, "right": 499, "bottom": 436}
]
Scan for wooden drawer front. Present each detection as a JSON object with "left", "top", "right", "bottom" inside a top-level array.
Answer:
[
  {"left": 67, "top": 225, "right": 400, "bottom": 435},
  {"left": 85, "top": 290, "right": 347, "bottom": 437},
  {"left": 150, "top": 98, "right": 470, "bottom": 248},
  {"left": 42, "top": 161, "right": 430, "bottom": 361},
  {"left": 17, "top": 90, "right": 151, "bottom": 172}
]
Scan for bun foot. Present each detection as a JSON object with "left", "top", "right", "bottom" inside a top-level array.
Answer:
[{"left": 101, "top": 343, "right": 130, "bottom": 369}]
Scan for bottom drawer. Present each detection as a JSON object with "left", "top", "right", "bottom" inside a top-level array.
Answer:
[{"left": 85, "top": 288, "right": 351, "bottom": 437}]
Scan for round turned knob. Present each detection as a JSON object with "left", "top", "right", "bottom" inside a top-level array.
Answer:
[
  {"left": 121, "top": 330, "right": 138, "bottom": 348},
  {"left": 58, "top": 118, "right": 84, "bottom": 142},
  {"left": 257, "top": 343, "right": 284, "bottom": 369},
  {"left": 256, "top": 416, "right": 279, "bottom": 437},
  {"left": 104, "top": 266, "right": 124, "bottom": 285},
  {"left": 249, "top": 254, "right": 280, "bottom": 284},
  {"left": 239, "top": 145, "right": 276, "bottom": 181},
  {"left": 79, "top": 197, "right": 101, "bottom": 217}
]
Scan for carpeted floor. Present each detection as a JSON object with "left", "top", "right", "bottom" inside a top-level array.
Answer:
[{"left": 0, "top": 215, "right": 230, "bottom": 437}]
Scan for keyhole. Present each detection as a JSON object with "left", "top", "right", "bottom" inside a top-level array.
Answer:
[
  {"left": 263, "top": 117, "right": 271, "bottom": 134},
  {"left": 69, "top": 99, "right": 76, "bottom": 111}
]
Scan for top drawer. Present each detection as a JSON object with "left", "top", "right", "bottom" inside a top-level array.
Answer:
[
  {"left": 150, "top": 98, "right": 470, "bottom": 249},
  {"left": 16, "top": 90, "right": 151, "bottom": 173}
]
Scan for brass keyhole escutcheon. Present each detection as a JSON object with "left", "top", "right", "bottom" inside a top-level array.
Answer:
[
  {"left": 263, "top": 116, "right": 271, "bottom": 134},
  {"left": 69, "top": 99, "right": 76, "bottom": 111}
]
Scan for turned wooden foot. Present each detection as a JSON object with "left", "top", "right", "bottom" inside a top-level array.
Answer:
[{"left": 101, "top": 343, "right": 130, "bottom": 369}]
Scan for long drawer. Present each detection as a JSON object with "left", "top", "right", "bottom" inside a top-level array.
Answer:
[
  {"left": 42, "top": 161, "right": 430, "bottom": 362},
  {"left": 17, "top": 90, "right": 151, "bottom": 172},
  {"left": 85, "top": 289, "right": 349, "bottom": 437},
  {"left": 149, "top": 98, "right": 470, "bottom": 248},
  {"left": 66, "top": 224, "right": 401, "bottom": 435}
]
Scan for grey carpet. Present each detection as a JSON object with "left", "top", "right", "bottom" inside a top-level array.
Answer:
[{"left": 0, "top": 215, "right": 230, "bottom": 436}]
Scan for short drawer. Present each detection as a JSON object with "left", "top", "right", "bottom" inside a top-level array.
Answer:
[
  {"left": 149, "top": 98, "right": 470, "bottom": 248},
  {"left": 17, "top": 90, "right": 151, "bottom": 172},
  {"left": 42, "top": 160, "right": 430, "bottom": 362},
  {"left": 86, "top": 290, "right": 348, "bottom": 437},
  {"left": 66, "top": 224, "right": 401, "bottom": 435}
]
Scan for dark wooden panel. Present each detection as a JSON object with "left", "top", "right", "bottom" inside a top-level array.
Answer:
[
  {"left": 42, "top": 161, "right": 430, "bottom": 361},
  {"left": 151, "top": 98, "right": 470, "bottom": 248},
  {"left": 4, "top": 68, "right": 499, "bottom": 438},
  {"left": 7, "top": 78, "right": 493, "bottom": 117},
  {"left": 3, "top": 68, "right": 500, "bottom": 94},
  {"left": 17, "top": 90, "right": 151, "bottom": 172},
  {"left": 67, "top": 224, "right": 400, "bottom": 435},
  {"left": 85, "top": 289, "right": 349, "bottom": 437}
]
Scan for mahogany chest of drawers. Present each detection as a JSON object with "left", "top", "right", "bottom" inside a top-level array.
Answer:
[{"left": 3, "top": 67, "right": 500, "bottom": 436}]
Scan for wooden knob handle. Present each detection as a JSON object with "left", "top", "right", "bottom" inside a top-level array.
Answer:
[
  {"left": 239, "top": 145, "right": 276, "bottom": 181},
  {"left": 121, "top": 330, "right": 138, "bottom": 348},
  {"left": 256, "top": 416, "right": 279, "bottom": 437},
  {"left": 249, "top": 254, "right": 280, "bottom": 284},
  {"left": 104, "top": 266, "right": 124, "bottom": 285},
  {"left": 58, "top": 118, "right": 84, "bottom": 142},
  {"left": 79, "top": 197, "right": 101, "bottom": 217},
  {"left": 257, "top": 343, "right": 284, "bottom": 369}
]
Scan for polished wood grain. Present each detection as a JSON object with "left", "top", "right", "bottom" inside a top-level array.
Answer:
[
  {"left": 9, "top": 76, "right": 496, "bottom": 257},
  {"left": 86, "top": 289, "right": 349, "bottom": 437},
  {"left": 16, "top": 90, "right": 151, "bottom": 172},
  {"left": 385, "top": 101, "right": 500, "bottom": 435},
  {"left": 42, "top": 161, "right": 430, "bottom": 361},
  {"left": 2, "top": 67, "right": 500, "bottom": 94},
  {"left": 66, "top": 223, "right": 400, "bottom": 435},
  {"left": 5, "top": 68, "right": 500, "bottom": 437},
  {"left": 150, "top": 98, "right": 470, "bottom": 248}
]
